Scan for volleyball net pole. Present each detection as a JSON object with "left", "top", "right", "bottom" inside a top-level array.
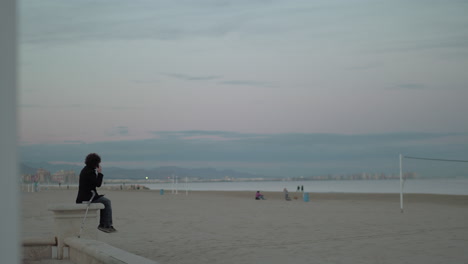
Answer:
[
  {"left": 400, "top": 154, "right": 404, "bottom": 213},
  {"left": 399, "top": 155, "right": 468, "bottom": 213}
]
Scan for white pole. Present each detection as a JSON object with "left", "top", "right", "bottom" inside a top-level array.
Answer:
[
  {"left": 172, "top": 175, "right": 174, "bottom": 194},
  {"left": 400, "top": 154, "right": 404, "bottom": 213},
  {"left": 0, "top": 2, "right": 20, "bottom": 260}
]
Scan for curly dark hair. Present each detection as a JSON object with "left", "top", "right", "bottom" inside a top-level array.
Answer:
[{"left": 85, "top": 153, "right": 101, "bottom": 168}]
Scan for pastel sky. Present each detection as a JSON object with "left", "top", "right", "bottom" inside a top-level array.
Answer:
[{"left": 18, "top": 0, "right": 468, "bottom": 176}]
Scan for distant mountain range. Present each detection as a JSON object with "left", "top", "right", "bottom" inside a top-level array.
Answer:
[{"left": 20, "top": 162, "right": 266, "bottom": 180}]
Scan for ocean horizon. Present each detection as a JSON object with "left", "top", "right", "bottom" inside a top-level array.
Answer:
[
  {"left": 33, "top": 178, "right": 468, "bottom": 195},
  {"left": 141, "top": 178, "right": 468, "bottom": 195}
]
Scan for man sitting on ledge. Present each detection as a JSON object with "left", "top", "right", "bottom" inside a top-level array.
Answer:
[{"left": 76, "top": 153, "right": 117, "bottom": 233}]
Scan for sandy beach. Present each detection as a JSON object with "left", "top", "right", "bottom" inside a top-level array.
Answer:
[{"left": 22, "top": 188, "right": 468, "bottom": 264}]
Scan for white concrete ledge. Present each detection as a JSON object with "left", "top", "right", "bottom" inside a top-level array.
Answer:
[
  {"left": 23, "top": 237, "right": 57, "bottom": 247},
  {"left": 22, "top": 237, "right": 56, "bottom": 261},
  {"left": 48, "top": 203, "right": 105, "bottom": 215},
  {"left": 48, "top": 203, "right": 105, "bottom": 259},
  {"left": 65, "top": 237, "right": 159, "bottom": 264}
]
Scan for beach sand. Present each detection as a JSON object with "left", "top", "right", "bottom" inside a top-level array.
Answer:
[{"left": 22, "top": 188, "right": 468, "bottom": 264}]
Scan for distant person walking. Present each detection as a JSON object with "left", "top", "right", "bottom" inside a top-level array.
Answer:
[
  {"left": 76, "top": 153, "right": 117, "bottom": 233},
  {"left": 283, "top": 188, "right": 291, "bottom": 201}
]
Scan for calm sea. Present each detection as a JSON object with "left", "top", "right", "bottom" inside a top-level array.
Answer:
[{"left": 143, "top": 178, "right": 468, "bottom": 195}]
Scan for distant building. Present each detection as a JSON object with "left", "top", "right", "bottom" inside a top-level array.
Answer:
[
  {"left": 21, "top": 169, "right": 78, "bottom": 184},
  {"left": 51, "top": 170, "right": 78, "bottom": 184},
  {"left": 36, "top": 168, "right": 51, "bottom": 183}
]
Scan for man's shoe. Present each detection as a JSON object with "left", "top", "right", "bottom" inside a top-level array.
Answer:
[
  {"left": 98, "top": 225, "right": 112, "bottom": 233},
  {"left": 109, "top": 226, "right": 117, "bottom": 233}
]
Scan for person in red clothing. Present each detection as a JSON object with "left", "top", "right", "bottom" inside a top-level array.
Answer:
[{"left": 76, "top": 153, "right": 116, "bottom": 233}]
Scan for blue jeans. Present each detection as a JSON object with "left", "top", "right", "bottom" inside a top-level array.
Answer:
[{"left": 92, "top": 196, "right": 113, "bottom": 227}]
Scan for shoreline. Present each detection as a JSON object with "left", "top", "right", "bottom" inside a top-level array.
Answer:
[
  {"left": 28, "top": 178, "right": 468, "bottom": 196},
  {"left": 24, "top": 187, "right": 468, "bottom": 205}
]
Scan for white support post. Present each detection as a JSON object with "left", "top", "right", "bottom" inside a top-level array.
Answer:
[
  {"left": 0, "top": 1, "right": 19, "bottom": 261},
  {"left": 171, "top": 175, "right": 174, "bottom": 194},
  {"left": 400, "top": 154, "right": 404, "bottom": 213}
]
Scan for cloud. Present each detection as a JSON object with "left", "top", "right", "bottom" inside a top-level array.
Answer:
[
  {"left": 152, "top": 130, "right": 262, "bottom": 141},
  {"left": 20, "top": 104, "right": 45, "bottom": 108},
  {"left": 131, "top": 79, "right": 160, "bottom": 85},
  {"left": 162, "top": 73, "right": 222, "bottom": 81},
  {"left": 20, "top": 103, "right": 95, "bottom": 109},
  {"left": 107, "top": 126, "right": 129, "bottom": 137},
  {"left": 345, "top": 62, "right": 382, "bottom": 71},
  {"left": 161, "top": 72, "right": 271, "bottom": 88},
  {"left": 219, "top": 80, "right": 271, "bottom": 87},
  {"left": 376, "top": 35, "right": 468, "bottom": 54},
  {"left": 21, "top": 0, "right": 368, "bottom": 47},
  {"left": 63, "top": 140, "right": 86, "bottom": 144},
  {"left": 386, "top": 83, "right": 428, "bottom": 91},
  {"left": 19, "top": 0, "right": 279, "bottom": 45}
]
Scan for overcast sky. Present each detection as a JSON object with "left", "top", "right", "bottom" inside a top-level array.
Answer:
[{"left": 18, "top": 0, "right": 468, "bottom": 176}]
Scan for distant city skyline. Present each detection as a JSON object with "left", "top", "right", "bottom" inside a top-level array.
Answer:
[
  {"left": 20, "top": 131, "right": 468, "bottom": 177},
  {"left": 18, "top": 1, "right": 468, "bottom": 176}
]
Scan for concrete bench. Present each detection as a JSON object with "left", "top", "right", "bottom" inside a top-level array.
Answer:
[
  {"left": 48, "top": 203, "right": 104, "bottom": 259},
  {"left": 65, "top": 237, "right": 158, "bottom": 264}
]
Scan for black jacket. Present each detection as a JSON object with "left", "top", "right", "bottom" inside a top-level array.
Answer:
[{"left": 75, "top": 165, "right": 104, "bottom": 203}]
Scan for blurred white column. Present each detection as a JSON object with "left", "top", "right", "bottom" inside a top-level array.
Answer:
[{"left": 0, "top": 0, "right": 20, "bottom": 263}]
